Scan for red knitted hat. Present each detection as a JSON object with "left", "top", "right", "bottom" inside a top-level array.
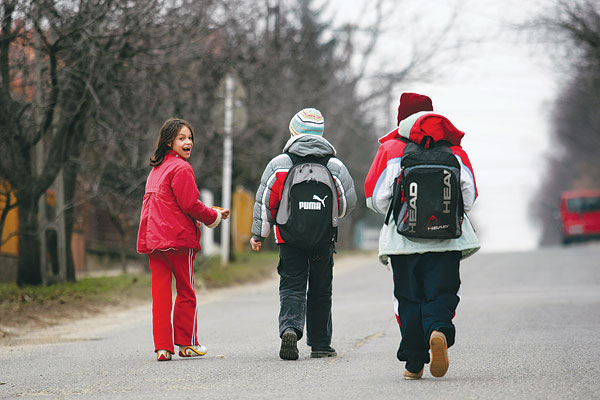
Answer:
[{"left": 397, "top": 92, "right": 434, "bottom": 125}]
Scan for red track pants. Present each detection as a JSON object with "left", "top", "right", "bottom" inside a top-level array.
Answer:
[{"left": 148, "top": 248, "right": 199, "bottom": 353}]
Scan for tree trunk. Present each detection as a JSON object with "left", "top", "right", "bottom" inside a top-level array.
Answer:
[
  {"left": 120, "top": 234, "right": 128, "bottom": 274},
  {"left": 17, "top": 194, "right": 42, "bottom": 286},
  {"left": 63, "top": 159, "right": 78, "bottom": 282}
]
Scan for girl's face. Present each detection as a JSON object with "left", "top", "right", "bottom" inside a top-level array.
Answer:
[{"left": 170, "top": 126, "right": 193, "bottom": 160}]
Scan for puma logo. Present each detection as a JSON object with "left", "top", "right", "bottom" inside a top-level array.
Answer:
[
  {"left": 313, "top": 195, "right": 328, "bottom": 207},
  {"left": 299, "top": 195, "right": 328, "bottom": 210}
]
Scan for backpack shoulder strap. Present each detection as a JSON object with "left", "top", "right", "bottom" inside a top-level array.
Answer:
[
  {"left": 286, "top": 152, "right": 299, "bottom": 166},
  {"left": 397, "top": 136, "right": 422, "bottom": 156},
  {"left": 286, "top": 152, "right": 332, "bottom": 166},
  {"left": 384, "top": 177, "right": 403, "bottom": 225},
  {"left": 383, "top": 137, "right": 411, "bottom": 225}
]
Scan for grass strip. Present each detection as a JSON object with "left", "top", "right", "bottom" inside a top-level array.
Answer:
[{"left": 0, "top": 251, "right": 279, "bottom": 335}]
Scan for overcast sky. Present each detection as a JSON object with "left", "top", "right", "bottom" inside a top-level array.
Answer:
[{"left": 324, "top": 0, "right": 559, "bottom": 252}]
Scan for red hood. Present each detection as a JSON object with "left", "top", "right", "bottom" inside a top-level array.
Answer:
[{"left": 379, "top": 112, "right": 464, "bottom": 146}]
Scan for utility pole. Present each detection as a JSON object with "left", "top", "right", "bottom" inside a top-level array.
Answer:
[
  {"left": 211, "top": 72, "right": 247, "bottom": 266},
  {"left": 200, "top": 189, "right": 217, "bottom": 255},
  {"left": 221, "top": 74, "right": 234, "bottom": 266}
]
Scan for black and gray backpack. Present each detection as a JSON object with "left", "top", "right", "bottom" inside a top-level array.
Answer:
[
  {"left": 385, "top": 137, "right": 463, "bottom": 239},
  {"left": 276, "top": 153, "right": 338, "bottom": 248}
]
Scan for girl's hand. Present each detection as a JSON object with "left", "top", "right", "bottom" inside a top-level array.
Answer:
[
  {"left": 212, "top": 206, "right": 230, "bottom": 220},
  {"left": 250, "top": 237, "right": 262, "bottom": 252}
]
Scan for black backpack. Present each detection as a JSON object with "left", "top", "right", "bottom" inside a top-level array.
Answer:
[
  {"left": 385, "top": 137, "right": 463, "bottom": 239},
  {"left": 275, "top": 153, "right": 338, "bottom": 248}
]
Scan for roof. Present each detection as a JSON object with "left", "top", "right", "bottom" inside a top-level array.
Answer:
[{"left": 561, "top": 189, "right": 600, "bottom": 199}]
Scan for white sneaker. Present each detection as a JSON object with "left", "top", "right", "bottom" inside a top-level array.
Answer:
[
  {"left": 178, "top": 344, "right": 208, "bottom": 358},
  {"left": 156, "top": 349, "right": 172, "bottom": 361}
]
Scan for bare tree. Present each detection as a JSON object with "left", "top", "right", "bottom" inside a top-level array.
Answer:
[
  {"left": 0, "top": 0, "right": 205, "bottom": 285},
  {"left": 1, "top": 0, "right": 470, "bottom": 284},
  {"left": 528, "top": 0, "right": 600, "bottom": 244},
  {"left": 73, "top": 0, "right": 227, "bottom": 273},
  {"left": 214, "top": 0, "right": 468, "bottom": 247}
]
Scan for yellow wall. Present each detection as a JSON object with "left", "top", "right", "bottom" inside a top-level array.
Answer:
[
  {"left": 232, "top": 186, "right": 254, "bottom": 252},
  {"left": 0, "top": 181, "right": 18, "bottom": 256}
]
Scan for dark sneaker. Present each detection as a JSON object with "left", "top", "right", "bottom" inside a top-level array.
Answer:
[
  {"left": 279, "top": 328, "right": 299, "bottom": 360},
  {"left": 310, "top": 346, "right": 337, "bottom": 358},
  {"left": 429, "top": 330, "right": 449, "bottom": 377}
]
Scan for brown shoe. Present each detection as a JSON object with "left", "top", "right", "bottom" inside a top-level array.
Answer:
[
  {"left": 429, "top": 330, "right": 449, "bottom": 377},
  {"left": 403, "top": 368, "right": 424, "bottom": 380}
]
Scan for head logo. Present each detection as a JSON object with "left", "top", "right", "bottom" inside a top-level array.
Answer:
[
  {"left": 427, "top": 215, "right": 439, "bottom": 228},
  {"left": 443, "top": 169, "right": 451, "bottom": 214},
  {"left": 427, "top": 214, "right": 450, "bottom": 231},
  {"left": 407, "top": 182, "right": 417, "bottom": 233}
]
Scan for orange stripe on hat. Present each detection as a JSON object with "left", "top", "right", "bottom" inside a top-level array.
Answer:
[{"left": 289, "top": 108, "right": 325, "bottom": 136}]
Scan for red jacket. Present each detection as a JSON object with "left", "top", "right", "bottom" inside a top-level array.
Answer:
[
  {"left": 137, "top": 151, "right": 219, "bottom": 253},
  {"left": 365, "top": 112, "right": 478, "bottom": 215}
]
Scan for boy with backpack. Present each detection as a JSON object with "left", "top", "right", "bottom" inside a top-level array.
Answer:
[
  {"left": 250, "top": 108, "right": 357, "bottom": 360},
  {"left": 364, "top": 93, "right": 480, "bottom": 379}
]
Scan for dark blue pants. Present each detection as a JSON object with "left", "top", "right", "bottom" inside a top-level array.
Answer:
[
  {"left": 391, "top": 251, "right": 461, "bottom": 372},
  {"left": 277, "top": 243, "right": 334, "bottom": 347}
]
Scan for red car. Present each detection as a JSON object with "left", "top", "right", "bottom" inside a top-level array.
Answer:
[{"left": 560, "top": 189, "right": 600, "bottom": 244}]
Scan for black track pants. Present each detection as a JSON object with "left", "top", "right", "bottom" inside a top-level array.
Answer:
[
  {"left": 277, "top": 243, "right": 334, "bottom": 347},
  {"left": 391, "top": 251, "right": 461, "bottom": 371}
]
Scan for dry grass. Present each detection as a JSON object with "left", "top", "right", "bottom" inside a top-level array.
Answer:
[{"left": 0, "top": 251, "right": 279, "bottom": 343}]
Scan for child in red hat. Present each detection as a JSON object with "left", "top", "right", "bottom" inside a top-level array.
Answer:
[{"left": 365, "top": 93, "right": 480, "bottom": 379}]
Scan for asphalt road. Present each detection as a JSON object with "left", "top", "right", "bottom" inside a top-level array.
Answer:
[{"left": 1, "top": 245, "right": 599, "bottom": 399}]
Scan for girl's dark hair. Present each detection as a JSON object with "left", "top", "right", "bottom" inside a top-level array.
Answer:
[{"left": 149, "top": 118, "right": 194, "bottom": 166}]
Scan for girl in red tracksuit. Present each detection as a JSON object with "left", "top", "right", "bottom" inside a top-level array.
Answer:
[{"left": 137, "top": 118, "right": 230, "bottom": 361}]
